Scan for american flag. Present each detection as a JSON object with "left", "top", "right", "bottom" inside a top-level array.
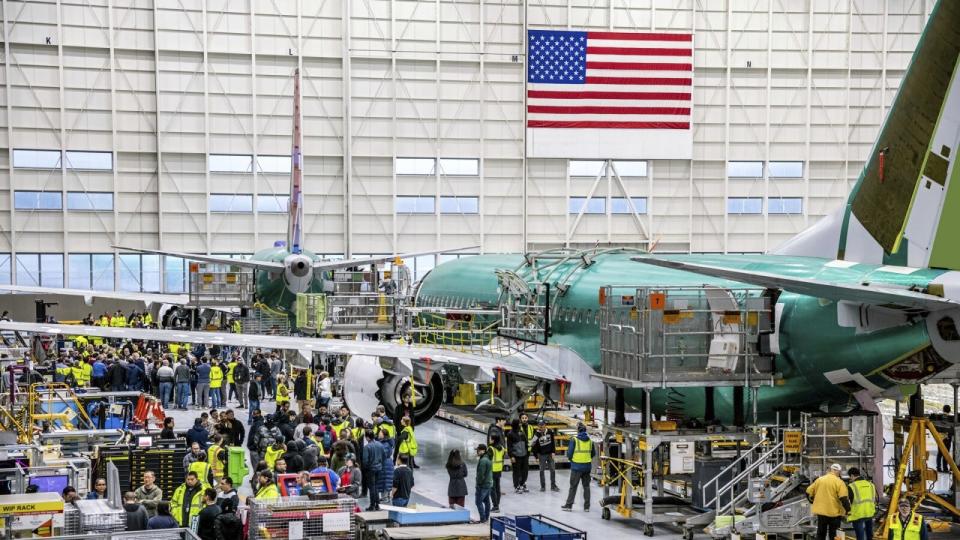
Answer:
[{"left": 527, "top": 29, "right": 692, "bottom": 129}]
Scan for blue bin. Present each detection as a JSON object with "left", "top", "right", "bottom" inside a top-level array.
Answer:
[{"left": 491, "top": 515, "right": 586, "bottom": 540}]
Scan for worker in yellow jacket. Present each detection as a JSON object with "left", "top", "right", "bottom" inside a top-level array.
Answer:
[
  {"left": 207, "top": 435, "right": 226, "bottom": 481},
  {"left": 275, "top": 374, "right": 290, "bottom": 407},
  {"left": 805, "top": 464, "right": 850, "bottom": 540},
  {"left": 209, "top": 361, "right": 224, "bottom": 408},
  {"left": 226, "top": 359, "right": 238, "bottom": 404},
  {"left": 398, "top": 416, "right": 419, "bottom": 468},
  {"left": 170, "top": 471, "right": 208, "bottom": 528},
  {"left": 255, "top": 471, "right": 280, "bottom": 499}
]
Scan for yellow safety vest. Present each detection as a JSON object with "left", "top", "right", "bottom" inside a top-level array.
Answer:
[
  {"left": 888, "top": 512, "right": 924, "bottom": 540},
  {"left": 524, "top": 424, "right": 535, "bottom": 445},
  {"left": 80, "top": 363, "right": 92, "bottom": 386},
  {"left": 399, "top": 426, "right": 418, "bottom": 456},
  {"left": 352, "top": 427, "right": 364, "bottom": 441},
  {"left": 256, "top": 483, "right": 280, "bottom": 500},
  {"left": 264, "top": 446, "right": 284, "bottom": 469},
  {"left": 69, "top": 366, "right": 84, "bottom": 386},
  {"left": 382, "top": 423, "right": 396, "bottom": 439},
  {"left": 92, "top": 336, "right": 104, "bottom": 347},
  {"left": 571, "top": 438, "right": 593, "bottom": 464},
  {"left": 170, "top": 483, "right": 208, "bottom": 527},
  {"left": 209, "top": 366, "right": 224, "bottom": 389},
  {"left": 111, "top": 316, "right": 126, "bottom": 327},
  {"left": 491, "top": 446, "right": 506, "bottom": 473},
  {"left": 143, "top": 313, "right": 153, "bottom": 326},
  {"left": 276, "top": 383, "right": 290, "bottom": 405},
  {"left": 99, "top": 316, "right": 110, "bottom": 326},
  {"left": 847, "top": 479, "right": 876, "bottom": 522},
  {"left": 188, "top": 461, "right": 211, "bottom": 484},
  {"left": 207, "top": 445, "right": 224, "bottom": 477},
  {"left": 232, "top": 320, "right": 241, "bottom": 333},
  {"left": 226, "top": 362, "right": 237, "bottom": 383},
  {"left": 73, "top": 336, "right": 88, "bottom": 350},
  {"left": 332, "top": 421, "right": 350, "bottom": 439}
]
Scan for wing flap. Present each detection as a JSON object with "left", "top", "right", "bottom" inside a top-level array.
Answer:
[{"left": 113, "top": 246, "right": 284, "bottom": 270}]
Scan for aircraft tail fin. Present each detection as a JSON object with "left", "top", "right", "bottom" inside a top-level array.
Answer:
[
  {"left": 287, "top": 68, "right": 304, "bottom": 255},
  {"left": 774, "top": 0, "right": 960, "bottom": 270}
]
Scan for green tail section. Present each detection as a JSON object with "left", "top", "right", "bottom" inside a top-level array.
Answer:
[{"left": 837, "top": 0, "right": 960, "bottom": 269}]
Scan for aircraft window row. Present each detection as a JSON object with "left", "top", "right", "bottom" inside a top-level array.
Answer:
[
  {"left": 395, "top": 158, "right": 480, "bottom": 176},
  {"left": 727, "top": 197, "right": 803, "bottom": 215},
  {"left": 209, "top": 154, "right": 293, "bottom": 174},
  {"left": 12, "top": 149, "right": 113, "bottom": 170},
  {"left": 569, "top": 160, "right": 647, "bottom": 178},
  {"left": 727, "top": 160, "right": 804, "bottom": 178}
]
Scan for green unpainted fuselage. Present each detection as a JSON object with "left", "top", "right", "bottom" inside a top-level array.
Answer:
[
  {"left": 416, "top": 252, "right": 951, "bottom": 421},
  {"left": 250, "top": 246, "right": 325, "bottom": 314}
]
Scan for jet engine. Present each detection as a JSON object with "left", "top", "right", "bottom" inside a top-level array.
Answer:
[{"left": 342, "top": 355, "right": 444, "bottom": 426}]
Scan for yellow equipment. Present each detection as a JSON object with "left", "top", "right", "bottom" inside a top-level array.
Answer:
[{"left": 883, "top": 416, "right": 960, "bottom": 538}]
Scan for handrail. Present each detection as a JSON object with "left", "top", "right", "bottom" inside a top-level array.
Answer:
[{"left": 705, "top": 440, "right": 784, "bottom": 515}]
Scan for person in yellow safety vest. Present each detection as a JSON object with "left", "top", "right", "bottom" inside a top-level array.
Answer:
[
  {"left": 207, "top": 436, "right": 226, "bottom": 481},
  {"left": 209, "top": 361, "right": 224, "bottom": 408},
  {"left": 331, "top": 416, "right": 351, "bottom": 441},
  {"left": 226, "top": 359, "right": 238, "bottom": 404},
  {"left": 170, "top": 471, "right": 208, "bottom": 528},
  {"left": 79, "top": 360, "right": 93, "bottom": 387},
  {"left": 398, "top": 416, "right": 419, "bottom": 468},
  {"left": 846, "top": 467, "right": 877, "bottom": 540},
  {"left": 888, "top": 498, "right": 927, "bottom": 540},
  {"left": 519, "top": 413, "right": 536, "bottom": 449},
  {"left": 489, "top": 435, "right": 507, "bottom": 513},
  {"left": 143, "top": 312, "right": 153, "bottom": 326},
  {"left": 188, "top": 459, "right": 214, "bottom": 486},
  {"left": 73, "top": 335, "right": 88, "bottom": 351},
  {"left": 69, "top": 362, "right": 85, "bottom": 388},
  {"left": 98, "top": 314, "right": 109, "bottom": 326},
  {"left": 110, "top": 311, "right": 126, "bottom": 328},
  {"left": 264, "top": 441, "right": 285, "bottom": 470},
  {"left": 805, "top": 463, "right": 851, "bottom": 540},
  {"left": 231, "top": 319, "right": 241, "bottom": 333},
  {"left": 254, "top": 470, "right": 280, "bottom": 500},
  {"left": 275, "top": 374, "right": 291, "bottom": 407},
  {"left": 169, "top": 342, "right": 181, "bottom": 356},
  {"left": 561, "top": 423, "right": 596, "bottom": 512}
]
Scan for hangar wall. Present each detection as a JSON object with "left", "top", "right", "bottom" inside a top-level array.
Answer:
[{"left": 0, "top": 0, "right": 931, "bottom": 290}]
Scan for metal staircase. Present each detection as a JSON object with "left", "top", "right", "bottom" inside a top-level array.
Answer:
[{"left": 698, "top": 438, "right": 806, "bottom": 537}]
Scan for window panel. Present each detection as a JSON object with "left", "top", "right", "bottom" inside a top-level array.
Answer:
[
  {"left": 67, "top": 192, "right": 113, "bottom": 211},
  {"left": 16, "top": 254, "right": 40, "bottom": 286},
  {"left": 438, "top": 158, "right": 479, "bottom": 176},
  {"left": 612, "top": 161, "right": 647, "bottom": 177},
  {"left": 0, "top": 253, "right": 9, "bottom": 285},
  {"left": 164, "top": 256, "right": 186, "bottom": 294},
  {"left": 91, "top": 254, "right": 114, "bottom": 290},
  {"left": 209, "top": 154, "right": 253, "bottom": 173},
  {"left": 118, "top": 254, "right": 141, "bottom": 292},
  {"left": 17, "top": 254, "right": 64, "bottom": 288},
  {"left": 396, "top": 196, "right": 435, "bottom": 213},
  {"left": 395, "top": 158, "right": 435, "bottom": 175},
  {"left": 15, "top": 191, "right": 62, "bottom": 210},
  {"left": 257, "top": 155, "right": 292, "bottom": 174},
  {"left": 727, "top": 161, "right": 763, "bottom": 178},
  {"left": 68, "top": 254, "right": 92, "bottom": 289},
  {"left": 569, "top": 160, "right": 606, "bottom": 177},
  {"left": 65, "top": 151, "right": 112, "bottom": 170},
  {"left": 13, "top": 149, "right": 61, "bottom": 169},
  {"left": 727, "top": 197, "right": 763, "bottom": 214},
  {"left": 439, "top": 196, "right": 479, "bottom": 214},
  {"left": 610, "top": 197, "right": 648, "bottom": 214},
  {"left": 141, "top": 254, "right": 161, "bottom": 292},
  {"left": 768, "top": 161, "right": 804, "bottom": 178},
  {"left": 768, "top": 197, "right": 803, "bottom": 214},
  {"left": 568, "top": 197, "right": 605, "bottom": 214},
  {"left": 209, "top": 194, "right": 253, "bottom": 212},
  {"left": 257, "top": 195, "right": 290, "bottom": 213},
  {"left": 412, "top": 254, "right": 436, "bottom": 282}
]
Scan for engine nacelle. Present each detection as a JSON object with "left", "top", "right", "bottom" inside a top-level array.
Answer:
[
  {"left": 341, "top": 355, "right": 444, "bottom": 426},
  {"left": 283, "top": 254, "right": 314, "bottom": 294}
]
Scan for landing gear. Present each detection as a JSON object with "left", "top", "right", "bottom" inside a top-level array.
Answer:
[
  {"left": 601, "top": 507, "right": 611, "bottom": 520},
  {"left": 643, "top": 523, "right": 654, "bottom": 537},
  {"left": 681, "top": 528, "right": 694, "bottom": 540}
]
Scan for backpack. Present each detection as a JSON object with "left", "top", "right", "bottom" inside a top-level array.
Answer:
[
  {"left": 321, "top": 428, "right": 332, "bottom": 449},
  {"left": 214, "top": 511, "right": 243, "bottom": 540}
]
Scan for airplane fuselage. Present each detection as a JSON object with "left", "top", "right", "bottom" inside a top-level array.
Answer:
[{"left": 415, "top": 252, "right": 960, "bottom": 421}]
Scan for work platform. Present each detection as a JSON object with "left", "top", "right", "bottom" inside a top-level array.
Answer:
[{"left": 593, "top": 285, "right": 779, "bottom": 390}]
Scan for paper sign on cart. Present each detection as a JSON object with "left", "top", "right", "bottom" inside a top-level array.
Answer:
[
  {"left": 323, "top": 512, "right": 350, "bottom": 532},
  {"left": 289, "top": 521, "right": 303, "bottom": 540}
]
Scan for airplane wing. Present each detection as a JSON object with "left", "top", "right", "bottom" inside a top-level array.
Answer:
[
  {"left": 0, "top": 321, "right": 560, "bottom": 382},
  {"left": 0, "top": 285, "right": 189, "bottom": 307},
  {"left": 113, "top": 246, "right": 284, "bottom": 271},
  {"left": 632, "top": 256, "right": 957, "bottom": 313},
  {"left": 312, "top": 246, "right": 480, "bottom": 271}
]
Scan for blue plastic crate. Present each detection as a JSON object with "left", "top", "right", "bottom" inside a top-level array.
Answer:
[
  {"left": 491, "top": 515, "right": 586, "bottom": 540},
  {"left": 386, "top": 505, "right": 471, "bottom": 526}
]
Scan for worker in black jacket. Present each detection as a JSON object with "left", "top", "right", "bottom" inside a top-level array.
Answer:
[{"left": 531, "top": 420, "right": 560, "bottom": 492}]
